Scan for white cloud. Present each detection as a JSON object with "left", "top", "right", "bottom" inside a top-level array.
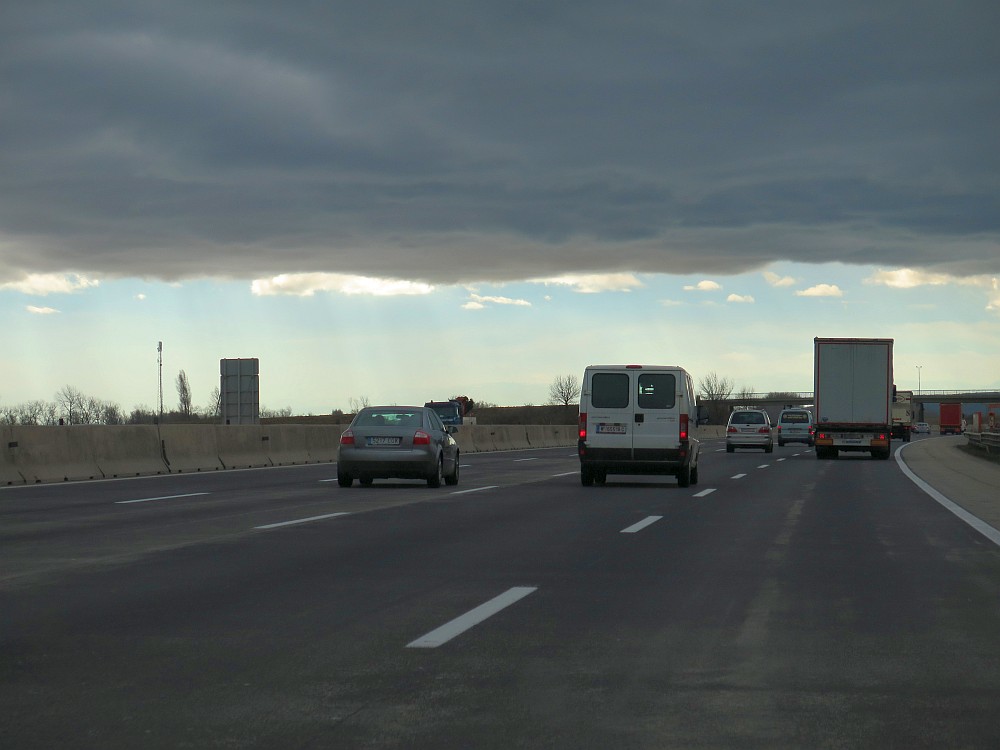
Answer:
[
  {"left": 683, "top": 280, "right": 722, "bottom": 292},
  {"left": 26, "top": 305, "right": 59, "bottom": 315},
  {"left": 1, "top": 273, "right": 100, "bottom": 296},
  {"left": 251, "top": 273, "right": 433, "bottom": 297},
  {"left": 865, "top": 268, "right": 995, "bottom": 289},
  {"left": 727, "top": 294, "right": 755, "bottom": 303},
  {"left": 532, "top": 273, "right": 643, "bottom": 293},
  {"left": 463, "top": 293, "right": 531, "bottom": 309},
  {"left": 796, "top": 284, "right": 844, "bottom": 297},
  {"left": 763, "top": 271, "right": 796, "bottom": 287},
  {"left": 659, "top": 298, "right": 683, "bottom": 307}
]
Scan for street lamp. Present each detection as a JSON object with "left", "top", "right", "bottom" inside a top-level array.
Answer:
[{"left": 916, "top": 365, "right": 922, "bottom": 394}]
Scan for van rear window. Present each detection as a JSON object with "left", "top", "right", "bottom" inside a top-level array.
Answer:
[
  {"left": 638, "top": 373, "right": 676, "bottom": 409},
  {"left": 781, "top": 412, "right": 810, "bottom": 423},
  {"left": 591, "top": 373, "right": 630, "bottom": 408}
]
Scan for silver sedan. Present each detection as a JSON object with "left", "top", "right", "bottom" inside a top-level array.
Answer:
[{"left": 337, "top": 406, "right": 460, "bottom": 487}]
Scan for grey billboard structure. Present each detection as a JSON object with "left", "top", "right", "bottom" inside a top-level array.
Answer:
[{"left": 220, "top": 358, "right": 260, "bottom": 425}]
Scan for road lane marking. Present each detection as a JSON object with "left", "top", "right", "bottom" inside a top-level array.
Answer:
[
  {"left": 115, "top": 492, "right": 210, "bottom": 505},
  {"left": 255, "top": 512, "right": 350, "bottom": 529},
  {"left": 513, "top": 458, "right": 539, "bottom": 462},
  {"left": 731, "top": 473, "right": 747, "bottom": 479},
  {"left": 407, "top": 587, "right": 537, "bottom": 648},
  {"left": 450, "top": 485, "right": 499, "bottom": 496},
  {"left": 552, "top": 471, "right": 578, "bottom": 477},
  {"left": 757, "top": 464, "right": 770, "bottom": 469},
  {"left": 896, "top": 444, "right": 1000, "bottom": 548},
  {"left": 693, "top": 489, "right": 716, "bottom": 497},
  {"left": 776, "top": 458, "right": 786, "bottom": 462},
  {"left": 621, "top": 516, "right": 663, "bottom": 534}
]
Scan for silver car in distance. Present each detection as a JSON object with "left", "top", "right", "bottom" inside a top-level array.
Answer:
[{"left": 337, "top": 406, "right": 460, "bottom": 488}]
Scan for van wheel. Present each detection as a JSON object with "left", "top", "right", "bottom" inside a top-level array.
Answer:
[
  {"left": 691, "top": 464, "right": 699, "bottom": 485},
  {"left": 581, "top": 467, "right": 595, "bottom": 486},
  {"left": 677, "top": 464, "right": 691, "bottom": 488}
]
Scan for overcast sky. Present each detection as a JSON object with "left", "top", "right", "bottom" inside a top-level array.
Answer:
[{"left": 2, "top": 1, "right": 998, "bottom": 414}]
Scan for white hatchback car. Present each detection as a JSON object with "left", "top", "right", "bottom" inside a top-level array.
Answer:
[{"left": 726, "top": 409, "right": 774, "bottom": 453}]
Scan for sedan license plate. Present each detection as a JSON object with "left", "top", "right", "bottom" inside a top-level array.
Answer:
[
  {"left": 596, "top": 423, "right": 626, "bottom": 434},
  {"left": 367, "top": 436, "right": 401, "bottom": 447}
]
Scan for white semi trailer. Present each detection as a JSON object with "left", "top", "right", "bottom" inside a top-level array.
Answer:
[{"left": 813, "top": 337, "right": 893, "bottom": 460}]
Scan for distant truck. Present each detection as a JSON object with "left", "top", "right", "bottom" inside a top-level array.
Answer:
[
  {"left": 424, "top": 400, "right": 464, "bottom": 426},
  {"left": 939, "top": 403, "right": 962, "bottom": 435},
  {"left": 813, "top": 337, "right": 893, "bottom": 460},
  {"left": 891, "top": 389, "right": 913, "bottom": 442}
]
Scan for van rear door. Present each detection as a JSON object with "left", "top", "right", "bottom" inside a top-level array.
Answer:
[
  {"left": 586, "top": 369, "right": 634, "bottom": 458},
  {"left": 632, "top": 370, "right": 680, "bottom": 458}
]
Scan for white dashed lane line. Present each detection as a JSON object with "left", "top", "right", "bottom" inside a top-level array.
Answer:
[
  {"left": 115, "top": 492, "right": 210, "bottom": 505},
  {"left": 731, "top": 473, "right": 747, "bottom": 479},
  {"left": 255, "top": 512, "right": 350, "bottom": 530},
  {"left": 450, "top": 485, "right": 499, "bottom": 496},
  {"left": 693, "top": 489, "right": 716, "bottom": 497},
  {"left": 620, "top": 516, "right": 663, "bottom": 534},
  {"left": 407, "top": 587, "right": 538, "bottom": 648}
]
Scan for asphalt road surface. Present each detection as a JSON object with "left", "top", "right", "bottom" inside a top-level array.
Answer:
[{"left": 2, "top": 435, "right": 1000, "bottom": 748}]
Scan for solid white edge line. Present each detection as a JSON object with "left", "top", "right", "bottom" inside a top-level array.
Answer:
[
  {"left": 115, "top": 492, "right": 210, "bottom": 505},
  {"left": 407, "top": 586, "right": 538, "bottom": 648},
  {"left": 255, "top": 512, "right": 350, "bottom": 530},
  {"left": 693, "top": 489, "right": 716, "bottom": 497},
  {"left": 895, "top": 443, "right": 1000, "bottom": 548},
  {"left": 450, "top": 485, "right": 499, "bottom": 496},
  {"left": 621, "top": 515, "right": 663, "bottom": 534},
  {"left": 552, "top": 471, "right": 578, "bottom": 477}
]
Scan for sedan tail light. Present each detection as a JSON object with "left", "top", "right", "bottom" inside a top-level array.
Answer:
[
  {"left": 340, "top": 430, "right": 355, "bottom": 445},
  {"left": 413, "top": 430, "right": 431, "bottom": 445},
  {"left": 727, "top": 426, "right": 738, "bottom": 434},
  {"left": 758, "top": 426, "right": 771, "bottom": 434}
]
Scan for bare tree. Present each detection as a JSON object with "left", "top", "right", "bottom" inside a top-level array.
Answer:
[
  {"left": 207, "top": 386, "right": 222, "bottom": 418},
  {"left": 176, "top": 370, "right": 192, "bottom": 417},
  {"left": 548, "top": 374, "right": 582, "bottom": 407},
  {"left": 55, "top": 385, "right": 85, "bottom": 424},
  {"left": 698, "top": 371, "right": 734, "bottom": 400},
  {"left": 348, "top": 396, "right": 371, "bottom": 413}
]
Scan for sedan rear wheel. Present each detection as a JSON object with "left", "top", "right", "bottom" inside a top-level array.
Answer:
[
  {"left": 444, "top": 452, "right": 460, "bottom": 486},
  {"left": 427, "top": 455, "right": 443, "bottom": 488},
  {"left": 337, "top": 470, "right": 353, "bottom": 488}
]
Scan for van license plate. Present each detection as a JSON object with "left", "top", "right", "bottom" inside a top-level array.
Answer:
[{"left": 596, "top": 423, "right": 626, "bottom": 434}]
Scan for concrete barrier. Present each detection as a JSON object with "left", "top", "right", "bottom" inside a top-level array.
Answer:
[
  {"left": 264, "top": 425, "right": 339, "bottom": 466},
  {"left": 160, "top": 425, "right": 225, "bottom": 473},
  {"left": 93, "top": 425, "right": 169, "bottom": 478},
  {"left": 9, "top": 426, "right": 104, "bottom": 483},
  {"left": 215, "top": 425, "right": 271, "bottom": 469},
  {"left": 0, "top": 423, "right": 580, "bottom": 485},
  {"left": 2, "top": 426, "right": 25, "bottom": 485}
]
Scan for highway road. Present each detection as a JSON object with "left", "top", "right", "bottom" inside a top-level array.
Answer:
[{"left": 2, "top": 436, "right": 1000, "bottom": 748}]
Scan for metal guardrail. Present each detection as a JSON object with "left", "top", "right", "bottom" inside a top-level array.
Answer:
[{"left": 965, "top": 432, "right": 1000, "bottom": 454}]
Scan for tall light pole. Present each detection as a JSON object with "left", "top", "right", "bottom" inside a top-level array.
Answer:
[
  {"left": 916, "top": 364, "right": 922, "bottom": 394},
  {"left": 158, "top": 341, "right": 164, "bottom": 421}
]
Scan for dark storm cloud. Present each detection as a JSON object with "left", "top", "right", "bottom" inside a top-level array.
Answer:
[{"left": 1, "top": 0, "right": 998, "bottom": 286}]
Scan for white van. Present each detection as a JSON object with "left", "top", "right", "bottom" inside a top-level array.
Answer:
[{"left": 578, "top": 364, "right": 700, "bottom": 487}]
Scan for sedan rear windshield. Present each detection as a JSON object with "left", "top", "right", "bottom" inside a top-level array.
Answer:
[
  {"left": 730, "top": 411, "right": 766, "bottom": 425},
  {"left": 355, "top": 410, "right": 423, "bottom": 428}
]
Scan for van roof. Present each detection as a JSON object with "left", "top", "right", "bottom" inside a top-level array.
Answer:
[{"left": 585, "top": 364, "right": 685, "bottom": 370}]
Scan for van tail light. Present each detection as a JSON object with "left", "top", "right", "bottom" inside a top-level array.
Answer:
[
  {"left": 340, "top": 430, "right": 355, "bottom": 445},
  {"left": 679, "top": 413, "right": 689, "bottom": 441},
  {"left": 578, "top": 413, "right": 587, "bottom": 441},
  {"left": 413, "top": 430, "right": 431, "bottom": 445}
]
